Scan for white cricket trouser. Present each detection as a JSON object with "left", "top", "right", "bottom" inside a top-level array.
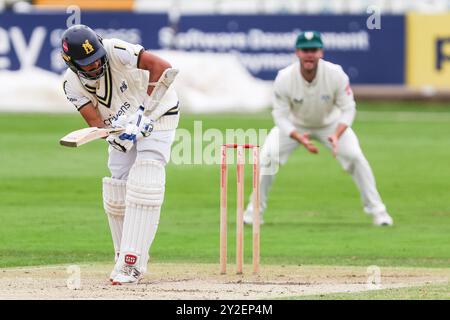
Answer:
[
  {"left": 246, "top": 122, "right": 387, "bottom": 216},
  {"left": 108, "top": 130, "right": 176, "bottom": 179},
  {"left": 106, "top": 130, "right": 175, "bottom": 274}
]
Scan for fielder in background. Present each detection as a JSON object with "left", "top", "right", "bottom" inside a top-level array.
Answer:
[
  {"left": 244, "top": 31, "right": 393, "bottom": 227},
  {"left": 61, "top": 24, "right": 180, "bottom": 284}
]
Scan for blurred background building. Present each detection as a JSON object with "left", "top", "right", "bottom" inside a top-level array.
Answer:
[
  {"left": 1, "top": 0, "right": 450, "bottom": 112},
  {"left": 2, "top": 0, "right": 450, "bottom": 14}
]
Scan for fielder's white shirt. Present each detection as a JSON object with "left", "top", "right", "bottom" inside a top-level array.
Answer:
[
  {"left": 62, "top": 38, "right": 179, "bottom": 131},
  {"left": 272, "top": 59, "right": 356, "bottom": 136}
]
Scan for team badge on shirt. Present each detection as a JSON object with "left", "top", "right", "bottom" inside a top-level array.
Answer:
[{"left": 120, "top": 80, "right": 128, "bottom": 93}]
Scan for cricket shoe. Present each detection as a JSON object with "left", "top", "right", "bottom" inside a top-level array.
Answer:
[
  {"left": 243, "top": 209, "right": 264, "bottom": 225},
  {"left": 373, "top": 211, "right": 394, "bottom": 226},
  {"left": 111, "top": 265, "right": 143, "bottom": 285},
  {"left": 111, "top": 253, "right": 143, "bottom": 285}
]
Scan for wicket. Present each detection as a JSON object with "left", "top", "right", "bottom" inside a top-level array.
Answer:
[{"left": 220, "top": 144, "right": 260, "bottom": 275}]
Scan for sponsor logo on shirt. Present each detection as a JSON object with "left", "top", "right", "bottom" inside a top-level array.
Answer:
[
  {"left": 293, "top": 98, "right": 303, "bottom": 104},
  {"left": 321, "top": 94, "right": 331, "bottom": 102},
  {"left": 103, "top": 101, "right": 131, "bottom": 126}
]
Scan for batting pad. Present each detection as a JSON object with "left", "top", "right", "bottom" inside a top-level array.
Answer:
[
  {"left": 120, "top": 159, "right": 165, "bottom": 272},
  {"left": 103, "top": 177, "right": 127, "bottom": 256}
]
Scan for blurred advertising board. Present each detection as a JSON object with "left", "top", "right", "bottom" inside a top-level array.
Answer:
[
  {"left": 165, "top": 14, "right": 405, "bottom": 84},
  {"left": 0, "top": 12, "right": 404, "bottom": 84},
  {"left": 0, "top": 12, "right": 168, "bottom": 74},
  {"left": 407, "top": 13, "right": 450, "bottom": 88}
]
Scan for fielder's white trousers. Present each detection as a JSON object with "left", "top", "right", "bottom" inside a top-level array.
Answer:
[
  {"left": 247, "top": 123, "right": 387, "bottom": 216},
  {"left": 108, "top": 130, "right": 176, "bottom": 179}
]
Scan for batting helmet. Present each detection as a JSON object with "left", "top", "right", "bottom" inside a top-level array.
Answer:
[{"left": 61, "top": 24, "right": 108, "bottom": 80}]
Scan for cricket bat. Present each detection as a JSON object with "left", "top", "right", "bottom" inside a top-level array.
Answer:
[
  {"left": 144, "top": 68, "right": 179, "bottom": 118},
  {"left": 59, "top": 127, "right": 124, "bottom": 148}
]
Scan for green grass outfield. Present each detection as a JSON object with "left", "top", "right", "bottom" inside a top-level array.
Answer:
[
  {"left": 1, "top": 102, "right": 450, "bottom": 270},
  {"left": 295, "top": 282, "right": 450, "bottom": 300}
]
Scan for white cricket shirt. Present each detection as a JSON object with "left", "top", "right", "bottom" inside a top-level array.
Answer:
[{"left": 272, "top": 59, "right": 356, "bottom": 136}]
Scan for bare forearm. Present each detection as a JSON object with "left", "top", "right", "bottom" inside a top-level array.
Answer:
[
  {"left": 334, "top": 123, "right": 348, "bottom": 139},
  {"left": 79, "top": 104, "right": 104, "bottom": 128},
  {"left": 85, "top": 118, "right": 105, "bottom": 128},
  {"left": 138, "top": 51, "right": 171, "bottom": 96},
  {"left": 289, "top": 130, "right": 304, "bottom": 144}
]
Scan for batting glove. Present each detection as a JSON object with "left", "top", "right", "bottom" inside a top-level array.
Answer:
[
  {"left": 106, "top": 107, "right": 154, "bottom": 153},
  {"left": 106, "top": 124, "right": 137, "bottom": 153},
  {"left": 128, "top": 106, "right": 154, "bottom": 138}
]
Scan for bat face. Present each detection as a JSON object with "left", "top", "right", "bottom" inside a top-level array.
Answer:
[{"left": 59, "top": 127, "right": 124, "bottom": 147}]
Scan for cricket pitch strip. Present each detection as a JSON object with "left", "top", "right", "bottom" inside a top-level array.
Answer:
[{"left": 0, "top": 263, "right": 448, "bottom": 299}]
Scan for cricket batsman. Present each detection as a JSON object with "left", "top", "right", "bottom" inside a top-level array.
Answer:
[
  {"left": 244, "top": 31, "right": 393, "bottom": 227},
  {"left": 60, "top": 24, "right": 180, "bottom": 284}
]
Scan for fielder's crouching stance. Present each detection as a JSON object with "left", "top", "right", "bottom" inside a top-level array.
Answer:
[
  {"left": 60, "top": 25, "right": 180, "bottom": 284},
  {"left": 244, "top": 31, "right": 393, "bottom": 227}
]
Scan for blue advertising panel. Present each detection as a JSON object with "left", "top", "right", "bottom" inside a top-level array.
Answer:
[
  {"left": 165, "top": 14, "right": 405, "bottom": 84},
  {"left": 0, "top": 12, "right": 404, "bottom": 84},
  {"left": 0, "top": 12, "right": 168, "bottom": 73}
]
